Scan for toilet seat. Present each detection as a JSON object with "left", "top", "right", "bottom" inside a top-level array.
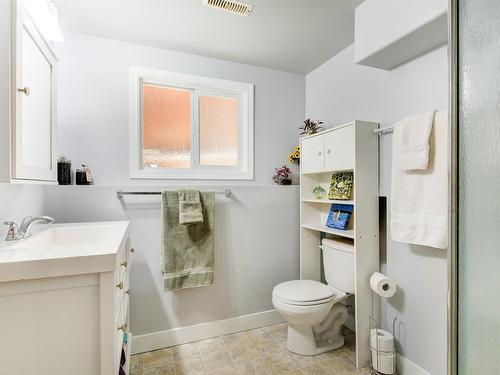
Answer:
[
  {"left": 273, "top": 294, "right": 334, "bottom": 306},
  {"left": 273, "top": 280, "right": 347, "bottom": 306}
]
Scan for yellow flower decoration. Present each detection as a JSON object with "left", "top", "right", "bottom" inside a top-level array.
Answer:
[{"left": 288, "top": 145, "right": 301, "bottom": 163}]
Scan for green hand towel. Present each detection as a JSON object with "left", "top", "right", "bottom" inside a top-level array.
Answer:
[
  {"left": 161, "top": 191, "right": 215, "bottom": 291},
  {"left": 178, "top": 188, "right": 203, "bottom": 225}
]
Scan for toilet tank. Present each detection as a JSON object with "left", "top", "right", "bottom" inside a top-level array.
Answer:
[{"left": 321, "top": 237, "right": 355, "bottom": 294}]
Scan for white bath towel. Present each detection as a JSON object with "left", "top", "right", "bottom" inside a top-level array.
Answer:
[
  {"left": 391, "top": 110, "right": 448, "bottom": 249},
  {"left": 394, "top": 111, "right": 436, "bottom": 170}
]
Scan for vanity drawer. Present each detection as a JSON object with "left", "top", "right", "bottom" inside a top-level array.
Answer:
[
  {"left": 116, "top": 292, "right": 129, "bottom": 326},
  {"left": 114, "top": 245, "right": 131, "bottom": 321},
  {"left": 115, "top": 326, "right": 125, "bottom": 375},
  {"left": 114, "top": 249, "right": 127, "bottom": 282},
  {"left": 115, "top": 293, "right": 129, "bottom": 372},
  {"left": 114, "top": 281, "right": 124, "bottom": 319},
  {"left": 126, "top": 238, "right": 134, "bottom": 262},
  {"left": 116, "top": 268, "right": 129, "bottom": 299},
  {"left": 114, "top": 239, "right": 133, "bottom": 283}
]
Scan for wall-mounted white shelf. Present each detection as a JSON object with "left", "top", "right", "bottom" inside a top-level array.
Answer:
[
  {"left": 299, "top": 120, "right": 379, "bottom": 369},
  {"left": 354, "top": 0, "right": 447, "bottom": 70}
]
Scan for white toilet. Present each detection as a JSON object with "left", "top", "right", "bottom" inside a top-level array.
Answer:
[{"left": 272, "top": 237, "right": 355, "bottom": 356}]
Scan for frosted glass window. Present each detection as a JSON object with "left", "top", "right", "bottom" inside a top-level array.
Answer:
[
  {"left": 130, "top": 67, "right": 253, "bottom": 179},
  {"left": 200, "top": 96, "right": 238, "bottom": 166},
  {"left": 142, "top": 84, "right": 191, "bottom": 169}
]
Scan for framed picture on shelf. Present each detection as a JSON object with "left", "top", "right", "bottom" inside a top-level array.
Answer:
[
  {"left": 328, "top": 171, "right": 354, "bottom": 200},
  {"left": 326, "top": 204, "right": 353, "bottom": 230}
]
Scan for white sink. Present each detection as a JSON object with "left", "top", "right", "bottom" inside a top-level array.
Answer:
[{"left": 0, "top": 221, "right": 130, "bottom": 282}]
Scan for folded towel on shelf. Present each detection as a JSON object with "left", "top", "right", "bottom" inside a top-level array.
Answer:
[
  {"left": 162, "top": 191, "right": 215, "bottom": 291},
  {"left": 394, "top": 110, "right": 436, "bottom": 171},
  {"left": 391, "top": 110, "right": 448, "bottom": 249},
  {"left": 178, "top": 188, "right": 203, "bottom": 225}
]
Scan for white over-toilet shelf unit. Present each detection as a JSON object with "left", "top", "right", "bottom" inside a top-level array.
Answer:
[{"left": 299, "top": 121, "right": 379, "bottom": 368}]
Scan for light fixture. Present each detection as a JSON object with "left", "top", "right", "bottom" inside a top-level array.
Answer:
[{"left": 23, "top": 0, "right": 64, "bottom": 42}]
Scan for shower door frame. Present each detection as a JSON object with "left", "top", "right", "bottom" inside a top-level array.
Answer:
[{"left": 448, "top": 0, "right": 458, "bottom": 374}]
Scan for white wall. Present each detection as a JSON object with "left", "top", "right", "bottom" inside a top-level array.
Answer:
[
  {"left": 306, "top": 45, "right": 448, "bottom": 375},
  {"left": 51, "top": 32, "right": 304, "bottom": 340},
  {"left": 44, "top": 185, "right": 299, "bottom": 335},
  {"left": 55, "top": 32, "right": 304, "bottom": 186},
  {"left": 0, "top": 185, "right": 46, "bottom": 239}
]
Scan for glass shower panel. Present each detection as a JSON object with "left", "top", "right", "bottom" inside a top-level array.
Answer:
[
  {"left": 458, "top": 1, "right": 500, "bottom": 374},
  {"left": 199, "top": 95, "right": 238, "bottom": 166},
  {"left": 142, "top": 84, "right": 191, "bottom": 169}
]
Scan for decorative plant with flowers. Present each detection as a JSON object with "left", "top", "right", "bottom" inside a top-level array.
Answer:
[
  {"left": 299, "top": 119, "right": 323, "bottom": 135},
  {"left": 273, "top": 165, "right": 292, "bottom": 185},
  {"left": 289, "top": 145, "right": 301, "bottom": 164}
]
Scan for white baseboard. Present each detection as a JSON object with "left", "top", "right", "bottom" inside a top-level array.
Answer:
[
  {"left": 397, "top": 354, "right": 432, "bottom": 375},
  {"left": 131, "top": 309, "right": 285, "bottom": 355}
]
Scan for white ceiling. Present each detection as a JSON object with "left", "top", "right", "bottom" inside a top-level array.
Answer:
[{"left": 54, "top": 0, "right": 363, "bottom": 74}]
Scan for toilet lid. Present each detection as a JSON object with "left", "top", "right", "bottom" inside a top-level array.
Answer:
[{"left": 273, "top": 280, "right": 336, "bottom": 304}]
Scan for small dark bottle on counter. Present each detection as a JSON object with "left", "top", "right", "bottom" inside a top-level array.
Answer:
[
  {"left": 75, "top": 164, "right": 93, "bottom": 185},
  {"left": 57, "top": 156, "right": 72, "bottom": 185}
]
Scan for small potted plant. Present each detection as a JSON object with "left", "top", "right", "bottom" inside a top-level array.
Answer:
[
  {"left": 299, "top": 119, "right": 323, "bottom": 135},
  {"left": 313, "top": 185, "right": 327, "bottom": 199},
  {"left": 273, "top": 165, "right": 292, "bottom": 185}
]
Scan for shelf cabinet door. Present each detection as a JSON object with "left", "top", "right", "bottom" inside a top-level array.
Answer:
[
  {"left": 301, "top": 135, "right": 324, "bottom": 173},
  {"left": 324, "top": 125, "right": 354, "bottom": 171},
  {"left": 12, "top": 7, "right": 56, "bottom": 182}
]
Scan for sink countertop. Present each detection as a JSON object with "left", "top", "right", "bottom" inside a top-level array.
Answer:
[{"left": 0, "top": 221, "right": 130, "bottom": 283}]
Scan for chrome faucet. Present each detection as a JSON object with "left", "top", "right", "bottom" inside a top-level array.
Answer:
[{"left": 3, "top": 216, "right": 55, "bottom": 241}]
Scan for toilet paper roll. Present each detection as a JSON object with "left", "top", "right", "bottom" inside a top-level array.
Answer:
[
  {"left": 371, "top": 348, "right": 396, "bottom": 374},
  {"left": 370, "top": 329, "right": 395, "bottom": 352},
  {"left": 370, "top": 272, "right": 397, "bottom": 298}
]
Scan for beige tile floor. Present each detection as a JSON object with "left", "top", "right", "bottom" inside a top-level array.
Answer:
[{"left": 130, "top": 324, "right": 370, "bottom": 375}]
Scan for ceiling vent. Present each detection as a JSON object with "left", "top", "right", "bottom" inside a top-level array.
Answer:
[{"left": 202, "top": 0, "right": 253, "bottom": 16}]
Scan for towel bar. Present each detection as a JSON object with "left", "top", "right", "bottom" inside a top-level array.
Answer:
[
  {"left": 374, "top": 126, "right": 394, "bottom": 135},
  {"left": 116, "top": 189, "right": 232, "bottom": 199}
]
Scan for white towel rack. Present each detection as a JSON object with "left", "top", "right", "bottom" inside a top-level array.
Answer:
[
  {"left": 373, "top": 126, "right": 394, "bottom": 135},
  {"left": 116, "top": 189, "right": 232, "bottom": 199}
]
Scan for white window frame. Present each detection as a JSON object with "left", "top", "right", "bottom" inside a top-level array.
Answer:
[{"left": 130, "top": 66, "right": 254, "bottom": 180}]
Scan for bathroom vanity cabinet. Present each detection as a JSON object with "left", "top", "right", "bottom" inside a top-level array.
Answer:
[
  {"left": 299, "top": 121, "right": 379, "bottom": 368},
  {"left": 0, "top": 0, "right": 57, "bottom": 183},
  {"left": 0, "top": 222, "right": 132, "bottom": 375}
]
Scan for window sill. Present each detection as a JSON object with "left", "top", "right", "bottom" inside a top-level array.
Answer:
[{"left": 130, "top": 169, "right": 254, "bottom": 181}]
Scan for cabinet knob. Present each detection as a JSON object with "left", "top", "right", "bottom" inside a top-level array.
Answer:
[
  {"left": 327, "top": 149, "right": 331, "bottom": 154},
  {"left": 17, "top": 87, "right": 30, "bottom": 96},
  {"left": 130, "top": 248, "right": 135, "bottom": 253},
  {"left": 318, "top": 151, "right": 322, "bottom": 156},
  {"left": 116, "top": 282, "right": 124, "bottom": 290},
  {"left": 118, "top": 323, "right": 128, "bottom": 332},
  {"left": 121, "top": 261, "right": 128, "bottom": 268},
  {"left": 125, "top": 289, "right": 130, "bottom": 295}
]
